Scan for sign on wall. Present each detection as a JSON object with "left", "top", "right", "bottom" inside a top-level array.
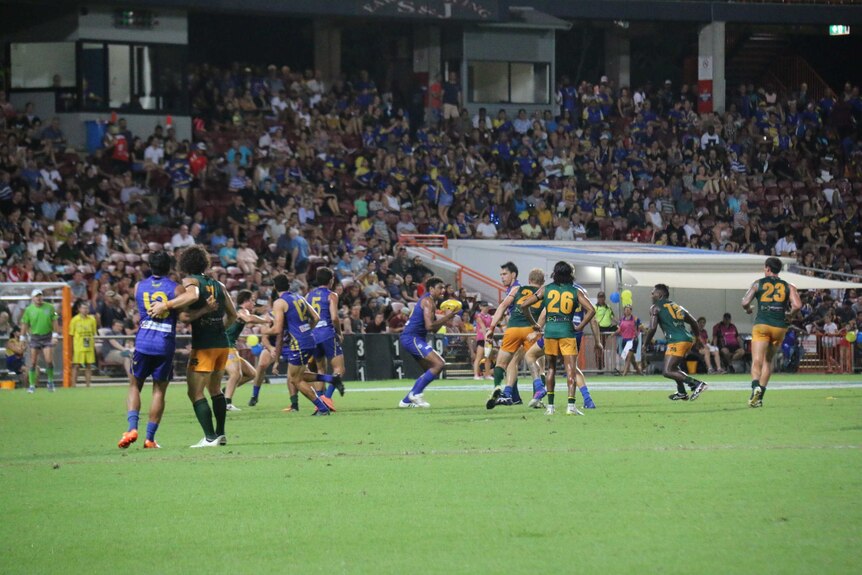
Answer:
[{"left": 357, "top": 0, "right": 499, "bottom": 20}]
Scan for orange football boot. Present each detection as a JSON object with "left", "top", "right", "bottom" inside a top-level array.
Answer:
[{"left": 118, "top": 429, "right": 138, "bottom": 449}]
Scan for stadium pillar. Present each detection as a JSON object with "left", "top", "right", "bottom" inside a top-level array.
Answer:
[
  {"left": 698, "top": 21, "right": 726, "bottom": 113},
  {"left": 604, "top": 30, "right": 630, "bottom": 90},
  {"left": 62, "top": 286, "right": 72, "bottom": 388},
  {"left": 314, "top": 20, "right": 341, "bottom": 86}
]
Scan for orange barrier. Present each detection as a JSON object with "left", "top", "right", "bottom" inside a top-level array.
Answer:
[{"left": 399, "top": 234, "right": 506, "bottom": 303}]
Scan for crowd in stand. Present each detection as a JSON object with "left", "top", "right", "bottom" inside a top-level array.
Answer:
[{"left": 0, "top": 61, "right": 860, "bottom": 374}]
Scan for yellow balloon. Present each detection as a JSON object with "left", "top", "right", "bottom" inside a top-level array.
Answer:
[
  {"left": 621, "top": 289, "right": 633, "bottom": 306},
  {"left": 246, "top": 334, "right": 260, "bottom": 347}
]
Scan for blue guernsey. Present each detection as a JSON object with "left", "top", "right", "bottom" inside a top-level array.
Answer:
[
  {"left": 402, "top": 293, "right": 431, "bottom": 340},
  {"left": 281, "top": 292, "right": 316, "bottom": 354},
  {"left": 307, "top": 286, "right": 337, "bottom": 344},
  {"left": 135, "top": 275, "right": 179, "bottom": 356}
]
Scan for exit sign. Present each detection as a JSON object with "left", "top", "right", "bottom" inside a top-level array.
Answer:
[{"left": 829, "top": 25, "right": 850, "bottom": 36}]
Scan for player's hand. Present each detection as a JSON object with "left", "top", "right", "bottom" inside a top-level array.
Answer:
[
  {"left": 484, "top": 328, "right": 494, "bottom": 340},
  {"left": 526, "top": 331, "right": 539, "bottom": 343},
  {"left": 595, "top": 342, "right": 604, "bottom": 352},
  {"left": 150, "top": 300, "right": 169, "bottom": 317},
  {"left": 205, "top": 295, "right": 218, "bottom": 312},
  {"left": 744, "top": 306, "right": 753, "bottom": 315}
]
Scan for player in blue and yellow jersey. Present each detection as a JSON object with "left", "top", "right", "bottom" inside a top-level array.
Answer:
[
  {"left": 741, "top": 257, "right": 802, "bottom": 407},
  {"left": 643, "top": 283, "right": 709, "bottom": 401},
  {"left": 306, "top": 267, "right": 345, "bottom": 402},
  {"left": 151, "top": 245, "right": 238, "bottom": 447},
  {"left": 519, "top": 262, "right": 595, "bottom": 415},
  {"left": 264, "top": 274, "right": 334, "bottom": 415},
  {"left": 398, "top": 276, "right": 461, "bottom": 408},
  {"left": 484, "top": 263, "right": 545, "bottom": 409},
  {"left": 120, "top": 251, "right": 207, "bottom": 449}
]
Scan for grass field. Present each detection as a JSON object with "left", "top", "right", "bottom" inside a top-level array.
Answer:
[{"left": 1, "top": 374, "right": 861, "bottom": 574}]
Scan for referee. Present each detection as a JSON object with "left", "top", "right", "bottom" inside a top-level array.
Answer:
[{"left": 20, "top": 288, "right": 59, "bottom": 393}]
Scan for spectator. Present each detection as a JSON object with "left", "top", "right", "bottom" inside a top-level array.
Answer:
[
  {"left": 713, "top": 313, "right": 745, "bottom": 372},
  {"left": 695, "top": 316, "right": 724, "bottom": 374},
  {"left": 170, "top": 224, "right": 195, "bottom": 249},
  {"left": 69, "top": 300, "right": 97, "bottom": 387}
]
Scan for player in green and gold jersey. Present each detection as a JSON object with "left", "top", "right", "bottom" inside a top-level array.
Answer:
[
  {"left": 741, "top": 257, "right": 802, "bottom": 407},
  {"left": 519, "top": 261, "right": 595, "bottom": 415},
  {"left": 483, "top": 263, "right": 545, "bottom": 409},
  {"left": 643, "top": 283, "right": 709, "bottom": 401}
]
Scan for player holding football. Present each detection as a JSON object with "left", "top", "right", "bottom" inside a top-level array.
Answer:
[
  {"left": 741, "top": 257, "right": 802, "bottom": 407},
  {"left": 643, "top": 283, "right": 709, "bottom": 401},
  {"left": 484, "top": 263, "right": 545, "bottom": 409},
  {"left": 397, "top": 276, "right": 460, "bottom": 408},
  {"left": 519, "top": 261, "right": 594, "bottom": 415}
]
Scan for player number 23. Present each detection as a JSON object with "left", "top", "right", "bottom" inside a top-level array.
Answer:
[{"left": 760, "top": 283, "right": 786, "bottom": 303}]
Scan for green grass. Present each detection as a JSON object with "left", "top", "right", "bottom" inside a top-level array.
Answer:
[{"left": 1, "top": 377, "right": 861, "bottom": 574}]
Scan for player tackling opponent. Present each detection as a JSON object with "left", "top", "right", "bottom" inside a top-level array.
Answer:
[
  {"left": 741, "top": 257, "right": 801, "bottom": 407},
  {"left": 642, "top": 283, "right": 709, "bottom": 401},
  {"left": 484, "top": 263, "right": 545, "bottom": 409},
  {"left": 223, "top": 290, "right": 269, "bottom": 411}
]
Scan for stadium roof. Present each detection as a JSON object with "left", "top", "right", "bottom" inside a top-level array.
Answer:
[{"left": 446, "top": 241, "right": 862, "bottom": 291}]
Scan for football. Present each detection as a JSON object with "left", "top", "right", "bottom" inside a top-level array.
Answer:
[{"left": 440, "top": 299, "right": 463, "bottom": 313}]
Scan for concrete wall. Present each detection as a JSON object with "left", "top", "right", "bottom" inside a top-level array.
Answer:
[
  {"left": 74, "top": 6, "right": 188, "bottom": 44},
  {"left": 9, "top": 91, "right": 191, "bottom": 150}
]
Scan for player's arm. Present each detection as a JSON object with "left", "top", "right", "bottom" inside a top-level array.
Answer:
[
  {"left": 485, "top": 288, "right": 517, "bottom": 338},
  {"left": 526, "top": 308, "right": 547, "bottom": 342},
  {"left": 329, "top": 292, "right": 343, "bottom": 341},
  {"left": 426, "top": 298, "right": 457, "bottom": 331},
  {"left": 573, "top": 289, "right": 596, "bottom": 333},
  {"left": 303, "top": 297, "right": 319, "bottom": 330},
  {"left": 681, "top": 307, "right": 701, "bottom": 342},
  {"left": 642, "top": 305, "right": 660, "bottom": 349},
  {"left": 741, "top": 281, "right": 758, "bottom": 314},
  {"left": 221, "top": 283, "right": 238, "bottom": 329},
  {"left": 262, "top": 299, "right": 286, "bottom": 336},
  {"left": 519, "top": 286, "right": 545, "bottom": 329},
  {"left": 150, "top": 278, "right": 200, "bottom": 317},
  {"left": 237, "top": 309, "right": 270, "bottom": 325}
]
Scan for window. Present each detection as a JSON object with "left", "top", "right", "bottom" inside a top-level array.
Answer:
[
  {"left": 468, "top": 61, "right": 549, "bottom": 104},
  {"left": 10, "top": 43, "right": 76, "bottom": 89},
  {"left": 78, "top": 41, "right": 188, "bottom": 113}
]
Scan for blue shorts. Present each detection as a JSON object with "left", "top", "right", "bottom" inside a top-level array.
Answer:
[
  {"left": 6, "top": 355, "right": 23, "bottom": 374},
  {"left": 132, "top": 350, "right": 174, "bottom": 383},
  {"left": 283, "top": 347, "right": 315, "bottom": 367},
  {"left": 400, "top": 334, "right": 433, "bottom": 360},
  {"left": 313, "top": 337, "right": 343, "bottom": 361}
]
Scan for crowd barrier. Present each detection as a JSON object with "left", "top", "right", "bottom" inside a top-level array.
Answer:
[{"left": 0, "top": 330, "right": 856, "bottom": 387}]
